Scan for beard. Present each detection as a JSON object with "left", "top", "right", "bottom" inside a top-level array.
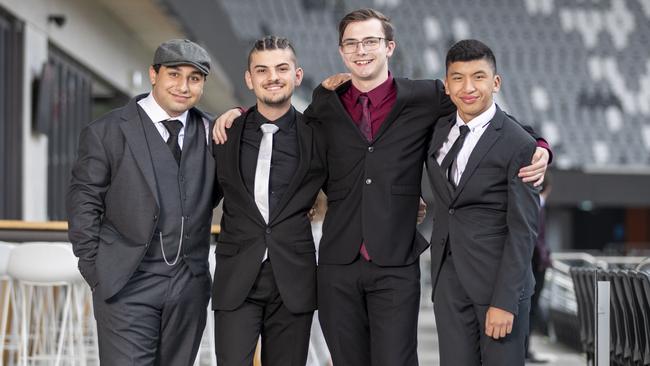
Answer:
[{"left": 261, "top": 92, "right": 291, "bottom": 106}]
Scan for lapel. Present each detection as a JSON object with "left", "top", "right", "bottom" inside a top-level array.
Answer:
[
  {"left": 451, "top": 107, "right": 505, "bottom": 203},
  {"left": 119, "top": 95, "right": 159, "bottom": 206},
  {"left": 326, "top": 77, "right": 410, "bottom": 144},
  {"left": 328, "top": 81, "right": 366, "bottom": 142},
  {"left": 428, "top": 115, "right": 456, "bottom": 202},
  {"left": 269, "top": 112, "right": 312, "bottom": 224},
  {"left": 223, "top": 109, "right": 267, "bottom": 225},
  {"left": 372, "top": 78, "right": 410, "bottom": 142}
]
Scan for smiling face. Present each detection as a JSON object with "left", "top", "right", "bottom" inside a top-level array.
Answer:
[
  {"left": 149, "top": 65, "right": 205, "bottom": 117},
  {"left": 339, "top": 18, "right": 395, "bottom": 90},
  {"left": 444, "top": 58, "right": 501, "bottom": 123},
  {"left": 245, "top": 48, "right": 303, "bottom": 109}
]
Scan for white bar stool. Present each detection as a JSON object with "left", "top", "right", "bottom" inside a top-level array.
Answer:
[
  {"left": 0, "top": 242, "right": 18, "bottom": 366},
  {"left": 7, "top": 242, "right": 89, "bottom": 366}
]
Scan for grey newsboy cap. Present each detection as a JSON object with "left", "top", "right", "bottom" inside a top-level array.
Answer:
[{"left": 153, "top": 39, "right": 211, "bottom": 75}]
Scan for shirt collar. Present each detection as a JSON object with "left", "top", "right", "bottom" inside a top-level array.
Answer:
[
  {"left": 138, "top": 92, "right": 189, "bottom": 125},
  {"left": 252, "top": 106, "right": 296, "bottom": 132},
  {"left": 349, "top": 71, "right": 395, "bottom": 106},
  {"left": 456, "top": 102, "right": 496, "bottom": 131}
]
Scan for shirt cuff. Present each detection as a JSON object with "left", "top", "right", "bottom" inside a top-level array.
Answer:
[{"left": 535, "top": 139, "right": 553, "bottom": 165}]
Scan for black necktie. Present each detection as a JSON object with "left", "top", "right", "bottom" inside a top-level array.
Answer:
[
  {"left": 440, "top": 125, "right": 470, "bottom": 186},
  {"left": 162, "top": 119, "right": 183, "bottom": 165}
]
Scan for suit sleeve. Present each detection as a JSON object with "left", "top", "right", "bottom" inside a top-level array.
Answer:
[
  {"left": 504, "top": 112, "right": 553, "bottom": 163},
  {"left": 66, "top": 125, "right": 110, "bottom": 289},
  {"left": 304, "top": 85, "right": 326, "bottom": 122},
  {"left": 433, "top": 79, "right": 456, "bottom": 118},
  {"left": 490, "top": 141, "right": 540, "bottom": 315}
]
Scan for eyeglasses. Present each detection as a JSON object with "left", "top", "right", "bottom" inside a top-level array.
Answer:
[{"left": 340, "top": 37, "right": 386, "bottom": 54}]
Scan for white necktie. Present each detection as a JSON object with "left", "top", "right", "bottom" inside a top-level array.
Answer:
[{"left": 254, "top": 123, "right": 279, "bottom": 224}]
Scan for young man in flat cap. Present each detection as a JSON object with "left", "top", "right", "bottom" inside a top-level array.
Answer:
[{"left": 67, "top": 39, "right": 221, "bottom": 366}]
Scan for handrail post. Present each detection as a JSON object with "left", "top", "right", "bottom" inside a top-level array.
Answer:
[{"left": 596, "top": 279, "right": 610, "bottom": 365}]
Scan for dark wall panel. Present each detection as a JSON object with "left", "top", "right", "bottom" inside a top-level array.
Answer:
[{"left": 0, "top": 6, "right": 23, "bottom": 219}]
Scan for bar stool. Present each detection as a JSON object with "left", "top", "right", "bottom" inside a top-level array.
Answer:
[
  {"left": 0, "top": 242, "right": 18, "bottom": 366},
  {"left": 7, "top": 242, "right": 88, "bottom": 366}
]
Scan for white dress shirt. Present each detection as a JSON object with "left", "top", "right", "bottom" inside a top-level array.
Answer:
[
  {"left": 137, "top": 93, "right": 210, "bottom": 147},
  {"left": 436, "top": 102, "right": 497, "bottom": 185}
]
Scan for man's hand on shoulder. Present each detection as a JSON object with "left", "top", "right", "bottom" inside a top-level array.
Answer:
[
  {"left": 212, "top": 108, "right": 242, "bottom": 144},
  {"left": 321, "top": 73, "right": 351, "bottom": 91},
  {"left": 518, "top": 147, "right": 549, "bottom": 187}
]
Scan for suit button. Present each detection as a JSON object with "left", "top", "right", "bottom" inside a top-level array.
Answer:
[
  {"left": 266, "top": 228, "right": 272, "bottom": 234},
  {"left": 153, "top": 215, "right": 158, "bottom": 221},
  {"left": 368, "top": 146, "right": 374, "bottom": 152},
  {"left": 448, "top": 208, "right": 455, "bottom": 215},
  {"left": 365, "top": 178, "right": 372, "bottom": 185}
]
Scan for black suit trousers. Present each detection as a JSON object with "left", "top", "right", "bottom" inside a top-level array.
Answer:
[
  {"left": 213, "top": 260, "right": 313, "bottom": 366},
  {"left": 318, "top": 257, "right": 421, "bottom": 366},
  {"left": 92, "top": 264, "right": 211, "bottom": 366},
  {"left": 433, "top": 254, "right": 530, "bottom": 366}
]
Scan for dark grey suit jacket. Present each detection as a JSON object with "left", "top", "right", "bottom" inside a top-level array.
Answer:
[
  {"left": 66, "top": 94, "right": 218, "bottom": 300},
  {"left": 212, "top": 107, "right": 326, "bottom": 314},
  {"left": 426, "top": 106, "right": 540, "bottom": 315}
]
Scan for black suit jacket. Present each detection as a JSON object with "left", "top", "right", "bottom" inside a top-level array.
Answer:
[
  {"left": 426, "top": 106, "right": 540, "bottom": 315},
  {"left": 67, "top": 94, "right": 219, "bottom": 300},
  {"left": 212, "top": 107, "right": 326, "bottom": 314},
  {"left": 305, "top": 79, "right": 455, "bottom": 266}
]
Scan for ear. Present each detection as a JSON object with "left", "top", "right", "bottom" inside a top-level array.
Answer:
[
  {"left": 148, "top": 66, "right": 157, "bottom": 85},
  {"left": 294, "top": 67, "right": 304, "bottom": 87},
  {"left": 244, "top": 70, "right": 254, "bottom": 90},
  {"left": 338, "top": 46, "right": 346, "bottom": 62},
  {"left": 443, "top": 77, "right": 450, "bottom": 96},
  {"left": 493, "top": 74, "right": 501, "bottom": 93},
  {"left": 385, "top": 40, "right": 396, "bottom": 58}
]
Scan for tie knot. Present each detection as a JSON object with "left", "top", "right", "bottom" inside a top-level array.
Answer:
[
  {"left": 162, "top": 119, "right": 183, "bottom": 136},
  {"left": 260, "top": 123, "right": 279, "bottom": 135},
  {"left": 459, "top": 125, "right": 470, "bottom": 137},
  {"left": 358, "top": 94, "right": 370, "bottom": 107}
]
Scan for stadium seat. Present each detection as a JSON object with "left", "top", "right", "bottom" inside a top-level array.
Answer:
[{"left": 630, "top": 271, "right": 650, "bottom": 366}]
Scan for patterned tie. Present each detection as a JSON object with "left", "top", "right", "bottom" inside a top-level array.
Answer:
[
  {"left": 358, "top": 94, "right": 373, "bottom": 260},
  {"left": 440, "top": 125, "right": 470, "bottom": 187},
  {"left": 162, "top": 119, "right": 183, "bottom": 165},
  {"left": 254, "top": 123, "right": 280, "bottom": 224},
  {"left": 358, "top": 94, "right": 373, "bottom": 141}
]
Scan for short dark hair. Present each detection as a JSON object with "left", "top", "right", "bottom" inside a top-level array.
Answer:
[
  {"left": 247, "top": 36, "right": 297, "bottom": 69},
  {"left": 445, "top": 39, "right": 497, "bottom": 74},
  {"left": 338, "top": 8, "right": 394, "bottom": 45}
]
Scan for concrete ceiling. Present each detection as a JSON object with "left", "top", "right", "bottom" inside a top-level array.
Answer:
[{"left": 94, "top": 0, "right": 238, "bottom": 114}]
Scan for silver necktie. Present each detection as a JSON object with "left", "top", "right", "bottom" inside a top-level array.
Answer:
[{"left": 254, "top": 123, "right": 279, "bottom": 224}]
